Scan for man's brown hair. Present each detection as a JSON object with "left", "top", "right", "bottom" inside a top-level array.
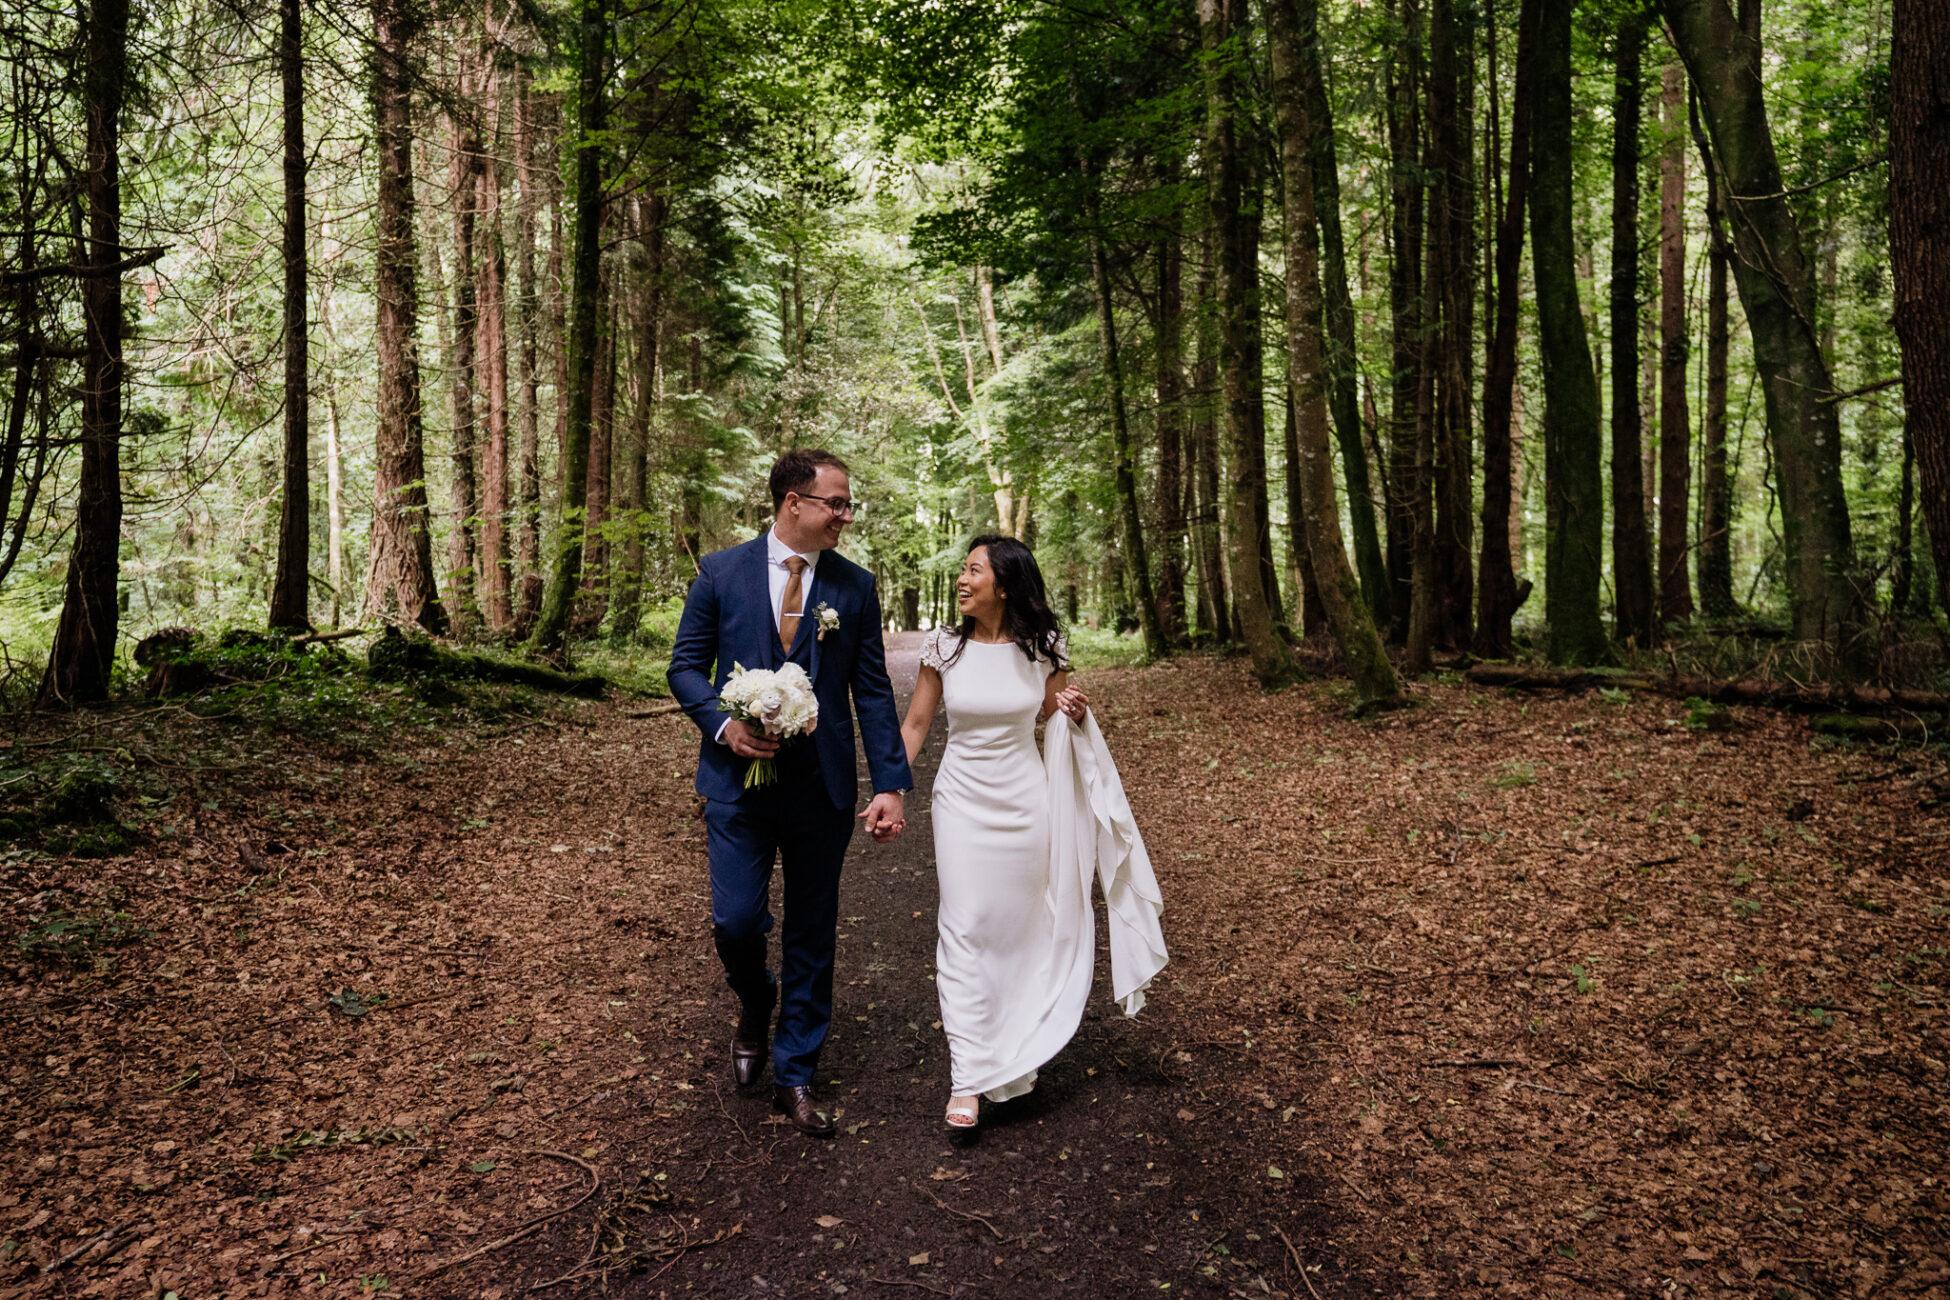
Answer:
[{"left": 770, "top": 448, "right": 849, "bottom": 510}]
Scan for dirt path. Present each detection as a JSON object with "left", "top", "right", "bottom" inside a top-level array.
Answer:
[{"left": 489, "top": 632, "right": 1366, "bottom": 1297}]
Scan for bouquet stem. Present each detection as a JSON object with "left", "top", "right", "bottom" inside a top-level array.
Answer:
[{"left": 744, "top": 757, "right": 777, "bottom": 789}]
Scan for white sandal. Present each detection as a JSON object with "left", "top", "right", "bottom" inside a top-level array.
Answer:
[{"left": 944, "top": 1096, "right": 979, "bottom": 1130}]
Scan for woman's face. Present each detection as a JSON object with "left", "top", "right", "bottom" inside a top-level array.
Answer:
[{"left": 956, "top": 547, "right": 1005, "bottom": 623}]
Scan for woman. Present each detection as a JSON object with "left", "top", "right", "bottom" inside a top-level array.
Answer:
[{"left": 899, "top": 535, "right": 1150, "bottom": 1137}]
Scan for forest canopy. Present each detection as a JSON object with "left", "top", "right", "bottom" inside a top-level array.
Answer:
[{"left": 1, "top": 0, "right": 1942, "bottom": 705}]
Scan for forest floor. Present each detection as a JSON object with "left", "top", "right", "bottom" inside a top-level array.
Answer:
[{"left": 2, "top": 636, "right": 1948, "bottom": 1300}]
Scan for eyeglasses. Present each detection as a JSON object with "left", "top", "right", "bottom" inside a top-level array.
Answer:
[{"left": 794, "top": 493, "right": 861, "bottom": 517}]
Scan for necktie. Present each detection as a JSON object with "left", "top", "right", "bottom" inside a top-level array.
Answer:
[{"left": 780, "top": 555, "right": 807, "bottom": 653}]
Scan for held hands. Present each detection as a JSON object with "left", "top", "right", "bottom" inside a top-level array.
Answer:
[{"left": 860, "top": 791, "right": 905, "bottom": 843}]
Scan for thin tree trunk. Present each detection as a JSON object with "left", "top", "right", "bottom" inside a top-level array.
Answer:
[
  {"left": 1200, "top": 0, "right": 1293, "bottom": 685},
  {"left": 613, "top": 187, "right": 663, "bottom": 641},
  {"left": 446, "top": 106, "right": 482, "bottom": 632},
  {"left": 1428, "top": 0, "right": 1472, "bottom": 649},
  {"left": 1153, "top": 230, "right": 1189, "bottom": 646},
  {"left": 325, "top": 383, "right": 345, "bottom": 627},
  {"left": 362, "top": 0, "right": 445, "bottom": 634},
  {"left": 513, "top": 76, "right": 544, "bottom": 634},
  {"left": 1296, "top": 0, "right": 1388, "bottom": 623},
  {"left": 577, "top": 279, "right": 616, "bottom": 631},
  {"left": 528, "top": 0, "right": 604, "bottom": 653},
  {"left": 1384, "top": 0, "right": 1425, "bottom": 642},
  {"left": 268, "top": 0, "right": 309, "bottom": 633},
  {"left": 1889, "top": 0, "right": 1950, "bottom": 618},
  {"left": 1609, "top": 10, "right": 1656, "bottom": 647},
  {"left": 1693, "top": 88, "right": 1737, "bottom": 617},
  {"left": 1658, "top": 56, "right": 1694, "bottom": 624},
  {"left": 1190, "top": 230, "right": 1230, "bottom": 640},
  {"left": 477, "top": 72, "right": 512, "bottom": 633},
  {"left": 1474, "top": 0, "right": 1537, "bottom": 656},
  {"left": 1269, "top": 0, "right": 1402, "bottom": 702},
  {"left": 40, "top": 0, "right": 130, "bottom": 704},
  {"left": 1534, "top": 0, "right": 1609, "bottom": 664},
  {"left": 1664, "top": 0, "right": 1858, "bottom": 650}
]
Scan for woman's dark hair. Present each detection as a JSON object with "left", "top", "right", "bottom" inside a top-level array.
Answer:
[
  {"left": 940, "top": 534, "right": 1068, "bottom": 671},
  {"left": 769, "top": 448, "right": 849, "bottom": 510}
]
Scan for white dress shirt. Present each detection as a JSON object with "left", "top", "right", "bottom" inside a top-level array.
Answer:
[{"left": 717, "top": 526, "right": 820, "bottom": 745}]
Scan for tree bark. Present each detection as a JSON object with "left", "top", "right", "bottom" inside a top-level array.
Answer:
[
  {"left": 1533, "top": 0, "right": 1609, "bottom": 664},
  {"left": 1608, "top": 10, "right": 1656, "bottom": 647},
  {"left": 1152, "top": 230, "right": 1189, "bottom": 647},
  {"left": 1657, "top": 56, "right": 1694, "bottom": 625},
  {"left": 1473, "top": 0, "right": 1537, "bottom": 656},
  {"left": 1268, "top": 0, "right": 1404, "bottom": 704},
  {"left": 577, "top": 279, "right": 616, "bottom": 632},
  {"left": 1663, "top": 0, "right": 1858, "bottom": 649},
  {"left": 40, "top": 0, "right": 130, "bottom": 704},
  {"left": 477, "top": 70, "right": 512, "bottom": 633},
  {"left": 267, "top": 0, "right": 309, "bottom": 633},
  {"left": 1085, "top": 213, "right": 1163, "bottom": 658},
  {"left": 445, "top": 105, "right": 482, "bottom": 632},
  {"left": 1200, "top": 0, "right": 1293, "bottom": 685},
  {"left": 528, "top": 0, "right": 605, "bottom": 653},
  {"left": 1384, "top": 0, "right": 1424, "bottom": 642},
  {"left": 362, "top": 0, "right": 445, "bottom": 634},
  {"left": 1428, "top": 0, "right": 1474, "bottom": 649},
  {"left": 1693, "top": 88, "right": 1737, "bottom": 617},
  {"left": 612, "top": 187, "right": 663, "bottom": 642},
  {"left": 1890, "top": 0, "right": 1950, "bottom": 619},
  {"left": 1295, "top": 0, "right": 1388, "bottom": 624},
  {"left": 1189, "top": 229, "right": 1230, "bottom": 640},
  {"left": 513, "top": 76, "right": 544, "bottom": 635}
]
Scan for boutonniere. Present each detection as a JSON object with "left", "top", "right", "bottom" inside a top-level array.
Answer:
[{"left": 813, "top": 602, "right": 840, "bottom": 641}]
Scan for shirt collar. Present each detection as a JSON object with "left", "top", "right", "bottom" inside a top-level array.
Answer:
[{"left": 766, "top": 525, "right": 820, "bottom": 574}]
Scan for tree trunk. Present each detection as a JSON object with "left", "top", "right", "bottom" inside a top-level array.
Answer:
[
  {"left": 1608, "top": 10, "right": 1656, "bottom": 647},
  {"left": 1384, "top": 0, "right": 1424, "bottom": 642},
  {"left": 1663, "top": 0, "right": 1858, "bottom": 649},
  {"left": 445, "top": 107, "right": 482, "bottom": 632},
  {"left": 1296, "top": 0, "right": 1388, "bottom": 624},
  {"left": 40, "top": 0, "right": 130, "bottom": 704},
  {"left": 577, "top": 281, "right": 616, "bottom": 632},
  {"left": 1200, "top": 0, "right": 1294, "bottom": 685},
  {"left": 268, "top": 0, "right": 309, "bottom": 633},
  {"left": 1658, "top": 57, "right": 1694, "bottom": 625},
  {"left": 1889, "top": 0, "right": 1950, "bottom": 619},
  {"left": 1153, "top": 230, "right": 1189, "bottom": 646},
  {"left": 325, "top": 384, "right": 345, "bottom": 627},
  {"left": 528, "top": 0, "right": 604, "bottom": 653},
  {"left": 612, "top": 187, "right": 663, "bottom": 642},
  {"left": 1533, "top": 0, "right": 1609, "bottom": 665},
  {"left": 1693, "top": 88, "right": 1737, "bottom": 617},
  {"left": 362, "top": 0, "right": 444, "bottom": 634},
  {"left": 1428, "top": 0, "right": 1473, "bottom": 650},
  {"left": 1474, "top": 0, "right": 1536, "bottom": 656},
  {"left": 477, "top": 72, "right": 512, "bottom": 634},
  {"left": 513, "top": 76, "right": 544, "bottom": 635},
  {"left": 1268, "top": 0, "right": 1402, "bottom": 703},
  {"left": 1074, "top": 101, "right": 1163, "bottom": 657},
  {"left": 1190, "top": 230, "right": 1230, "bottom": 640}
]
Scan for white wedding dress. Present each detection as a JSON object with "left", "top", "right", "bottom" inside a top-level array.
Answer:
[{"left": 923, "top": 628, "right": 1168, "bottom": 1102}]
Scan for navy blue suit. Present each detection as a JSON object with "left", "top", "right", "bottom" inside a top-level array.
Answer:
[{"left": 667, "top": 534, "right": 913, "bottom": 1086}]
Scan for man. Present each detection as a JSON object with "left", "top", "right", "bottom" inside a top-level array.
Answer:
[{"left": 667, "top": 449, "right": 912, "bottom": 1138}]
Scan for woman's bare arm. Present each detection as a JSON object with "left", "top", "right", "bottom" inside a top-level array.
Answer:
[{"left": 900, "top": 665, "right": 942, "bottom": 766}]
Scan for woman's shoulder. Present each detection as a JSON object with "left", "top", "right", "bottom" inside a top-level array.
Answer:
[{"left": 919, "top": 626, "right": 955, "bottom": 672}]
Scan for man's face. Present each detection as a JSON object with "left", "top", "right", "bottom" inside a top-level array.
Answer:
[{"left": 783, "top": 465, "right": 852, "bottom": 551}]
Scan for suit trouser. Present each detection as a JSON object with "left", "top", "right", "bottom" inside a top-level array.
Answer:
[{"left": 702, "top": 782, "right": 854, "bottom": 1087}]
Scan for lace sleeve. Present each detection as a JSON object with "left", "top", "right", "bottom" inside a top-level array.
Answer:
[
  {"left": 1047, "top": 635, "right": 1070, "bottom": 676},
  {"left": 919, "top": 628, "right": 949, "bottom": 672}
]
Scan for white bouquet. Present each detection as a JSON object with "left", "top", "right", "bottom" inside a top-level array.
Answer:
[{"left": 718, "top": 661, "right": 819, "bottom": 788}]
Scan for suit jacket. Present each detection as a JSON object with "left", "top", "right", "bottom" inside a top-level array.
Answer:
[{"left": 667, "top": 533, "right": 913, "bottom": 809}]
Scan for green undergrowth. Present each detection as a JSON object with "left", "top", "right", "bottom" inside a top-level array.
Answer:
[{"left": 1063, "top": 625, "right": 1149, "bottom": 671}]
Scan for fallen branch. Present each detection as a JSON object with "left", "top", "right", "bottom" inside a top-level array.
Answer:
[
  {"left": 623, "top": 702, "right": 684, "bottom": 718},
  {"left": 922, "top": 1186, "right": 1009, "bottom": 1241},
  {"left": 1274, "top": 1225, "right": 1326, "bottom": 1300},
  {"left": 869, "top": 1276, "right": 955, "bottom": 1296},
  {"left": 408, "top": 1150, "right": 601, "bottom": 1283},
  {"left": 39, "top": 1220, "right": 149, "bottom": 1276}
]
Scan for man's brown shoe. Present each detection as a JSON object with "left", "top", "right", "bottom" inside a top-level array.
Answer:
[
  {"left": 731, "top": 1006, "right": 769, "bottom": 1089},
  {"left": 772, "top": 1085, "right": 837, "bottom": 1138}
]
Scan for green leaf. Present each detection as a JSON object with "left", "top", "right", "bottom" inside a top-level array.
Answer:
[
  {"left": 1556, "top": 1243, "right": 1578, "bottom": 1260},
  {"left": 470, "top": 1160, "right": 497, "bottom": 1173}
]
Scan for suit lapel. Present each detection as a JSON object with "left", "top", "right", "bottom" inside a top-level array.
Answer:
[{"left": 800, "top": 564, "right": 824, "bottom": 681}]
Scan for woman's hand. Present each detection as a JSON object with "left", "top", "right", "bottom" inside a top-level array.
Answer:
[{"left": 1053, "top": 685, "right": 1089, "bottom": 723}]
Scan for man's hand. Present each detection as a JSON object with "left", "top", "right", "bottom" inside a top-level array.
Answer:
[
  {"left": 860, "top": 791, "right": 905, "bottom": 843},
  {"left": 723, "top": 719, "right": 780, "bottom": 760}
]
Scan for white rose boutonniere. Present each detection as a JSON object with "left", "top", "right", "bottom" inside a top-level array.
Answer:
[{"left": 813, "top": 602, "right": 840, "bottom": 641}]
